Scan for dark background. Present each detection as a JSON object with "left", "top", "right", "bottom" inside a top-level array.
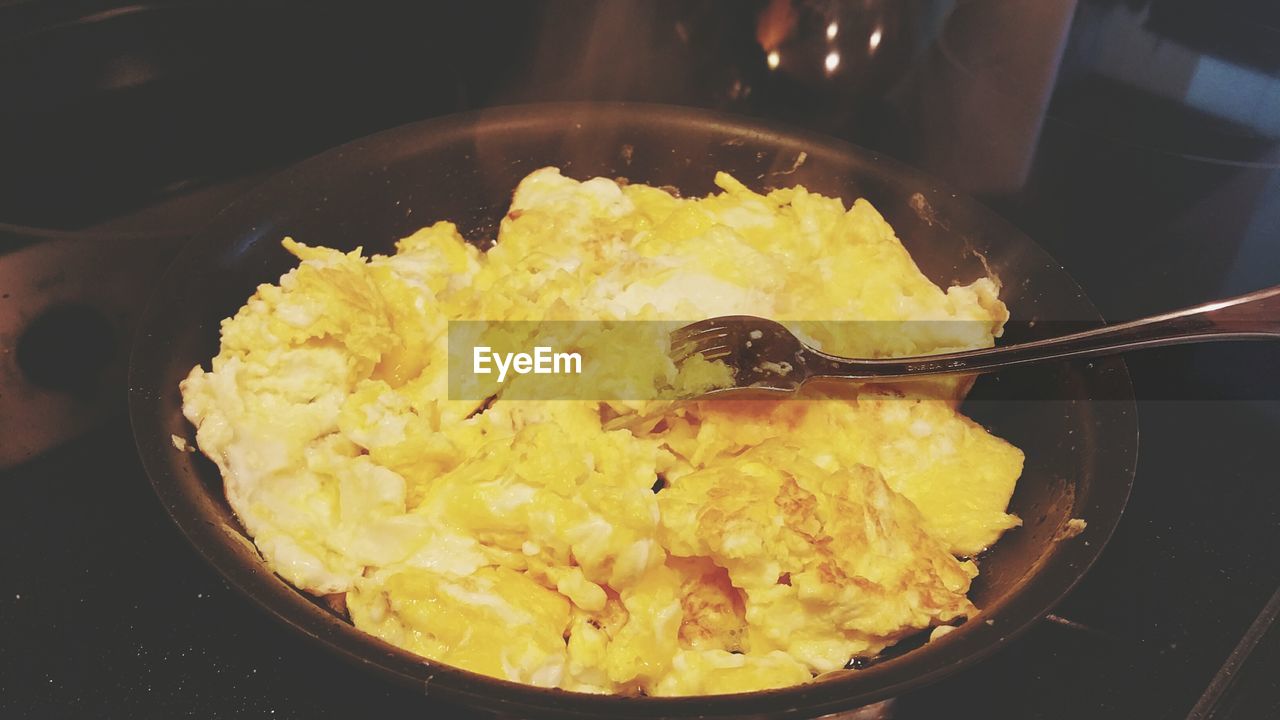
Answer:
[{"left": 2, "top": 1, "right": 1278, "bottom": 718}]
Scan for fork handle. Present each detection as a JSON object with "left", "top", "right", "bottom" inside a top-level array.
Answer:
[{"left": 809, "top": 284, "right": 1280, "bottom": 379}]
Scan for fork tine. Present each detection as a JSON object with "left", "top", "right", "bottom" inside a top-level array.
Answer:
[
  {"left": 671, "top": 337, "right": 730, "bottom": 363},
  {"left": 673, "top": 330, "right": 731, "bottom": 353},
  {"left": 691, "top": 344, "right": 733, "bottom": 361},
  {"left": 670, "top": 321, "right": 731, "bottom": 347},
  {"left": 670, "top": 327, "right": 742, "bottom": 361},
  {"left": 670, "top": 321, "right": 733, "bottom": 361}
]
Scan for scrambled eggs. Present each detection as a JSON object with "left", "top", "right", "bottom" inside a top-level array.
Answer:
[{"left": 180, "top": 168, "right": 1023, "bottom": 695}]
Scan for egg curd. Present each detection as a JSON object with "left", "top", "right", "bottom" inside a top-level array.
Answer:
[{"left": 180, "top": 168, "right": 1024, "bottom": 695}]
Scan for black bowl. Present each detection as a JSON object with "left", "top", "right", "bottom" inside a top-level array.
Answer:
[{"left": 128, "top": 102, "right": 1137, "bottom": 718}]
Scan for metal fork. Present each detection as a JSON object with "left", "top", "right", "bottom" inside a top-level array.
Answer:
[{"left": 670, "top": 285, "right": 1280, "bottom": 398}]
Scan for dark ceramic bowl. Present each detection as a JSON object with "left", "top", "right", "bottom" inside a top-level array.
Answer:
[{"left": 129, "top": 103, "right": 1137, "bottom": 718}]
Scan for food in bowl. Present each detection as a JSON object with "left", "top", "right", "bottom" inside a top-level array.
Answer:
[{"left": 179, "top": 168, "right": 1023, "bottom": 695}]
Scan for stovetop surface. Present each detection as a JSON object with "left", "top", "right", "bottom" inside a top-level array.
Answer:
[{"left": 3, "top": 2, "right": 1279, "bottom": 718}]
